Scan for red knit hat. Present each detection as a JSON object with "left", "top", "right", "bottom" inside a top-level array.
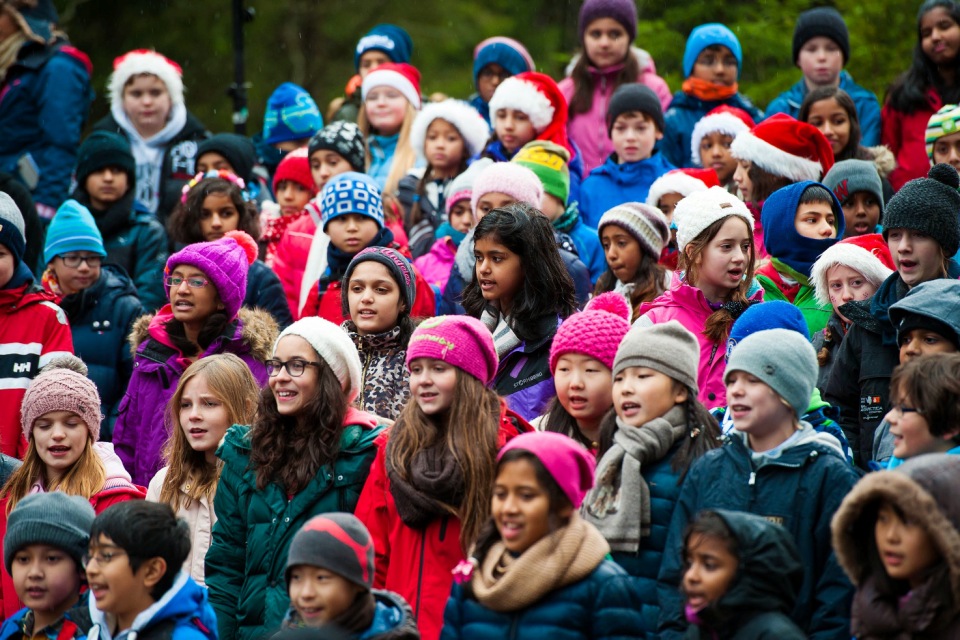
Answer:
[
  {"left": 272, "top": 148, "right": 317, "bottom": 196},
  {"left": 361, "top": 62, "right": 421, "bottom": 109},
  {"left": 731, "top": 113, "right": 834, "bottom": 182},
  {"left": 487, "top": 71, "right": 573, "bottom": 155}
]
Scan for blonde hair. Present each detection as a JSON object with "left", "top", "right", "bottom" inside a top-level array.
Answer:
[
  {"left": 358, "top": 101, "right": 418, "bottom": 197},
  {"left": 2, "top": 434, "right": 106, "bottom": 513}
]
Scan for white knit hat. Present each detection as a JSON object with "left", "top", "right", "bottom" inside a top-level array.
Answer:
[
  {"left": 274, "top": 317, "right": 363, "bottom": 404},
  {"left": 673, "top": 186, "right": 754, "bottom": 252},
  {"left": 409, "top": 99, "right": 491, "bottom": 161},
  {"left": 487, "top": 76, "right": 555, "bottom": 132},
  {"left": 810, "top": 241, "right": 894, "bottom": 306},
  {"left": 108, "top": 50, "right": 184, "bottom": 114},
  {"left": 690, "top": 110, "right": 752, "bottom": 167},
  {"left": 646, "top": 172, "right": 712, "bottom": 208}
]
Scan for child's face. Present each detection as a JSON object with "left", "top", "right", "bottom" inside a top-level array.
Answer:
[
  {"left": 611, "top": 112, "right": 661, "bottom": 164},
  {"left": 0, "top": 244, "right": 13, "bottom": 289},
  {"left": 448, "top": 201, "right": 474, "bottom": 233},
  {"left": 804, "top": 98, "right": 850, "bottom": 157},
  {"left": 365, "top": 87, "right": 407, "bottom": 136},
  {"left": 475, "top": 192, "right": 516, "bottom": 220},
  {"left": 195, "top": 152, "right": 234, "bottom": 175},
  {"left": 689, "top": 217, "right": 751, "bottom": 303},
  {"left": 199, "top": 192, "right": 240, "bottom": 242},
  {"left": 474, "top": 236, "right": 524, "bottom": 315},
  {"left": 424, "top": 119, "right": 466, "bottom": 174},
  {"left": 554, "top": 354, "right": 613, "bottom": 430},
  {"left": 52, "top": 252, "right": 102, "bottom": 296},
  {"left": 347, "top": 261, "right": 403, "bottom": 335},
  {"left": 840, "top": 191, "right": 881, "bottom": 237},
  {"left": 690, "top": 45, "right": 738, "bottom": 86},
  {"left": 325, "top": 214, "right": 380, "bottom": 254},
  {"left": 583, "top": 17, "right": 630, "bottom": 69},
  {"left": 794, "top": 200, "right": 838, "bottom": 240},
  {"left": 276, "top": 180, "right": 312, "bottom": 217},
  {"left": 169, "top": 264, "right": 222, "bottom": 326},
  {"left": 33, "top": 411, "right": 89, "bottom": 481},
  {"left": 725, "top": 370, "right": 796, "bottom": 450},
  {"left": 288, "top": 565, "right": 363, "bottom": 627},
  {"left": 477, "top": 63, "right": 509, "bottom": 103},
  {"left": 733, "top": 160, "right": 753, "bottom": 202},
  {"left": 657, "top": 193, "right": 683, "bottom": 226},
  {"left": 921, "top": 6, "right": 960, "bottom": 66},
  {"left": 358, "top": 50, "right": 390, "bottom": 79},
  {"left": 310, "top": 151, "right": 352, "bottom": 191},
  {"left": 494, "top": 109, "right": 536, "bottom": 155},
  {"left": 682, "top": 533, "right": 738, "bottom": 613},
  {"left": 122, "top": 74, "right": 172, "bottom": 134},
  {"left": 885, "top": 392, "right": 958, "bottom": 460},
  {"left": 493, "top": 458, "right": 572, "bottom": 554},
  {"left": 887, "top": 229, "right": 944, "bottom": 288},
  {"left": 539, "top": 194, "right": 566, "bottom": 222},
  {"left": 179, "top": 373, "right": 231, "bottom": 460},
  {"left": 269, "top": 335, "right": 322, "bottom": 416},
  {"left": 11, "top": 544, "right": 82, "bottom": 626},
  {"left": 932, "top": 131, "right": 960, "bottom": 173},
  {"left": 874, "top": 502, "right": 942, "bottom": 587},
  {"left": 899, "top": 328, "right": 958, "bottom": 363},
  {"left": 699, "top": 132, "right": 737, "bottom": 184},
  {"left": 797, "top": 37, "right": 844, "bottom": 87},
  {"left": 408, "top": 357, "right": 458, "bottom": 415},
  {"left": 825, "top": 264, "right": 877, "bottom": 322},
  {"left": 85, "top": 167, "right": 129, "bottom": 209},
  {"left": 601, "top": 225, "right": 644, "bottom": 283},
  {"left": 613, "top": 366, "right": 687, "bottom": 428},
  {"left": 85, "top": 534, "right": 159, "bottom": 627}
]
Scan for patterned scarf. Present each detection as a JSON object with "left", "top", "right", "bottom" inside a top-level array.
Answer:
[
  {"left": 480, "top": 303, "right": 522, "bottom": 359},
  {"left": 552, "top": 203, "right": 580, "bottom": 234}
]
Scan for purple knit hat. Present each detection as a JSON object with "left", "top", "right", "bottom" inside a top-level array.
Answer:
[
  {"left": 498, "top": 431, "right": 596, "bottom": 508},
  {"left": 578, "top": 0, "right": 638, "bottom": 43},
  {"left": 549, "top": 292, "right": 632, "bottom": 373},
  {"left": 164, "top": 230, "right": 258, "bottom": 321},
  {"left": 406, "top": 315, "right": 498, "bottom": 384},
  {"left": 470, "top": 162, "right": 544, "bottom": 220}
]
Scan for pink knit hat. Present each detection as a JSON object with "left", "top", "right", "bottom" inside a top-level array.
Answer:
[
  {"left": 470, "top": 162, "right": 544, "bottom": 220},
  {"left": 498, "top": 431, "right": 596, "bottom": 508},
  {"left": 164, "top": 230, "right": 258, "bottom": 320},
  {"left": 406, "top": 315, "right": 499, "bottom": 384},
  {"left": 549, "top": 292, "right": 632, "bottom": 373},
  {"left": 21, "top": 355, "right": 102, "bottom": 443}
]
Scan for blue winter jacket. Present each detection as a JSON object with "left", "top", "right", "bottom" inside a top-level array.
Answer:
[
  {"left": 765, "top": 71, "right": 881, "bottom": 146},
  {"left": 246, "top": 259, "right": 293, "bottom": 330},
  {"left": 661, "top": 91, "right": 764, "bottom": 168},
  {"left": 559, "top": 210, "right": 606, "bottom": 285},
  {"left": 579, "top": 153, "right": 675, "bottom": 228},
  {"left": 0, "top": 592, "right": 90, "bottom": 640}
]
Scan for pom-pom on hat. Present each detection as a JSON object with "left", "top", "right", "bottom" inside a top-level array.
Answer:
[
  {"left": 597, "top": 203, "right": 670, "bottom": 259},
  {"left": 883, "top": 163, "right": 960, "bottom": 257},
  {"left": 726, "top": 300, "right": 810, "bottom": 363},
  {"left": 690, "top": 105, "right": 756, "bottom": 167},
  {"left": 793, "top": 7, "right": 850, "bottom": 65},
  {"left": 646, "top": 169, "right": 719, "bottom": 208},
  {"left": 512, "top": 140, "right": 571, "bottom": 205},
  {"left": 286, "top": 513, "right": 375, "bottom": 589},
  {"left": 487, "top": 72, "right": 569, "bottom": 147},
  {"left": 605, "top": 83, "right": 665, "bottom": 135},
  {"left": 43, "top": 199, "right": 107, "bottom": 266},
  {"left": 362, "top": 63, "right": 422, "bottom": 110},
  {"left": 320, "top": 172, "right": 385, "bottom": 231},
  {"left": 549, "top": 292, "right": 632, "bottom": 373},
  {"left": 272, "top": 148, "right": 317, "bottom": 197},
  {"left": 470, "top": 162, "right": 544, "bottom": 219},
  {"left": 673, "top": 186, "right": 754, "bottom": 253},
  {"left": 21, "top": 354, "right": 102, "bottom": 443},
  {"left": 577, "top": 0, "right": 638, "bottom": 43},
  {"left": 811, "top": 234, "right": 894, "bottom": 307},
  {"left": 341, "top": 246, "right": 417, "bottom": 313},
  {"left": 613, "top": 320, "right": 701, "bottom": 395},
  {"left": 308, "top": 121, "right": 366, "bottom": 173},
  {"left": 498, "top": 431, "right": 596, "bottom": 509},
  {"left": 263, "top": 83, "right": 323, "bottom": 146},
  {"left": 76, "top": 131, "right": 136, "bottom": 188},
  {"left": 108, "top": 49, "right": 183, "bottom": 113},
  {"left": 4, "top": 493, "right": 95, "bottom": 575},
  {"left": 731, "top": 113, "right": 835, "bottom": 183},
  {"left": 409, "top": 99, "right": 490, "bottom": 161},
  {"left": 683, "top": 24, "right": 743, "bottom": 78},
  {"left": 925, "top": 103, "right": 960, "bottom": 163},
  {"left": 164, "top": 230, "right": 258, "bottom": 321},
  {"left": 822, "top": 158, "right": 885, "bottom": 219},
  {"left": 276, "top": 317, "right": 363, "bottom": 403},
  {"left": 473, "top": 37, "right": 535, "bottom": 88},
  {"left": 197, "top": 134, "right": 258, "bottom": 184},
  {"left": 406, "top": 315, "right": 498, "bottom": 385},
  {"left": 354, "top": 24, "right": 413, "bottom": 70},
  {"left": 724, "top": 328, "right": 818, "bottom": 417}
]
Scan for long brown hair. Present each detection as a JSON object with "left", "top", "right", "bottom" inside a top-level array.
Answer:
[
  {"left": 2, "top": 436, "right": 106, "bottom": 513},
  {"left": 159, "top": 354, "right": 260, "bottom": 511},
  {"left": 568, "top": 49, "right": 640, "bottom": 116},
  {"left": 747, "top": 164, "right": 793, "bottom": 203},
  {"left": 593, "top": 250, "right": 667, "bottom": 321},
  {"left": 358, "top": 102, "right": 418, "bottom": 197},
  {"left": 387, "top": 370, "right": 502, "bottom": 551}
]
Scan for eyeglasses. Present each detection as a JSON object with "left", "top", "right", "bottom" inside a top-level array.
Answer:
[
  {"left": 82, "top": 548, "right": 127, "bottom": 568},
  {"left": 892, "top": 403, "right": 923, "bottom": 416},
  {"left": 265, "top": 359, "right": 322, "bottom": 377},
  {"left": 164, "top": 276, "right": 210, "bottom": 289},
  {"left": 60, "top": 254, "right": 103, "bottom": 268}
]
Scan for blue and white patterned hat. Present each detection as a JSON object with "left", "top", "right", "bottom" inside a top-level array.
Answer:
[{"left": 320, "top": 172, "right": 385, "bottom": 231}]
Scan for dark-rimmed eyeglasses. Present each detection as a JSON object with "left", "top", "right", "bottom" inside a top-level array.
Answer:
[{"left": 265, "top": 359, "right": 322, "bottom": 377}]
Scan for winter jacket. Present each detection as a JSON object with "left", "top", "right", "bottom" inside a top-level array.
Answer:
[
  {"left": 579, "top": 153, "right": 676, "bottom": 229},
  {"left": 811, "top": 312, "right": 846, "bottom": 393},
  {"left": 493, "top": 319, "right": 559, "bottom": 422},
  {"left": 280, "top": 590, "right": 420, "bottom": 640},
  {"left": 657, "top": 427, "right": 860, "bottom": 640},
  {"left": 882, "top": 88, "right": 942, "bottom": 191},
  {"left": 636, "top": 281, "right": 764, "bottom": 409},
  {"left": 766, "top": 71, "right": 881, "bottom": 146},
  {"left": 272, "top": 204, "right": 321, "bottom": 319},
  {"left": 398, "top": 170, "right": 451, "bottom": 259},
  {"left": 558, "top": 48, "right": 672, "bottom": 174},
  {"left": 246, "top": 259, "right": 293, "bottom": 330},
  {"left": 147, "top": 466, "right": 216, "bottom": 587},
  {"left": 206, "top": 410, "right": 386, "bottom": 640},
  {"left": 661, "top": 91, "right": 764, "bottom": 169},
  {"left": 0, "top": 39, "right": 92, "bottom": 213},
  {"left": 55, "top": 265, "right": 143, "bottom": 441},
  {"left": 355, "top": 402, "right": 529, "bottom": 640},
  {"left": 0, "top": 455, "right": 22, "bottom": 621},
  {"left": 414, "top": 237, "right": 457, "bottom": 293},
  {"left": 755, "top": 264, "right": 832, "bottom": 336},
  {"left": 85, "top": 442, "right": 147, "bottom": 513},
  {"left": 558, "top": 211, "right": 606, "bottom": 284},
  {"left": 0, "top": 592, "right": 90, "bottom": 640},
  {"left": 113, "top": 307, "right": 276, "bottom": 486},
  {"left": 344, "top": 321, "right": 411, "bottom": 421}
]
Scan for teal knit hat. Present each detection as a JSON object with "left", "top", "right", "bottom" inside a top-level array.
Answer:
[{"left": 43, "top": 200, "right": 106, "bottom": 266}]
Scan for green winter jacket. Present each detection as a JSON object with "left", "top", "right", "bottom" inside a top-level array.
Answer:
[{"left": 205, "top": 412, "right": 386, "bottom": 640}]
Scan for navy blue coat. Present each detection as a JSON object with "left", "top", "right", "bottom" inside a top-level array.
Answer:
[
  {"left": 661, "top": 92, "right": 764, "bottom": 168},
  {"left": 245, "top": 259, "right": 293, "bottom": 330}
]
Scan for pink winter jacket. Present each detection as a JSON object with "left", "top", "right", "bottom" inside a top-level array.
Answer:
[
  {"left": 635, "top": 281, "right": 764, "bottom": 409},
  {"left": 414, "top": 236, "right": 457, "bottom": 293},
  {"left": 559, "top": 48, "right": 672, "bottom": 174}
]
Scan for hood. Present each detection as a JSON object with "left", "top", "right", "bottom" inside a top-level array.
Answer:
[
  {"left": 732, "top": 421, "right": 848, "bottom": 462},
  {"left": 361, "top": 589, "right": 419, "bottom": 639},
  {"left": 454, "top": 228, "right": 476, "bottom": 282},
  {"left": 760, "top": 181, "right": 845, "bottom": 277},
  {"left": 130, "top": 306, "right": 278, "bottom": 362},
  {"left": 563, "top": 46, "right": 657, "bottom": 78}
]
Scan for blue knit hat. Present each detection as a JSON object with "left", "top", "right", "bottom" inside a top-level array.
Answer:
[
  {"left": 473, "top": 37, "right": 535, "bottom": 87},
  {"left": 761, "top": 181, "right": 845, "bottom": 277},
  {"left": 263, "top": 83, "right": 323, "bottom": 145},
  {"left": 43, "top": 200, "right": 106, "bottom": 266},
  {"left": 320, "top": 172, "right": 384, "bottom": 231},
  {"left": 726, "top": 300, "right": 810, "bottom": 361},
  {"left": 683, "top": 23, "right": 743, "bottom": 78},
  {"left": 354, "top": 24, "right": 413, "bottom": 70}
]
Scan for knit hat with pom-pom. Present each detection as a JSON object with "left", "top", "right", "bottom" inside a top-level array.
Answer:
[
  {"left": 549, "top": 292, "right": 632, "bottom": 373},
  {"left": 883, "top": 163, "right": 960, "bottom": 257},
  {"left": 21, "top": 354, "right": 102, "bottom": 443},
  {"left": 164, "top": 230, "right": 258, "bottom": 320}
]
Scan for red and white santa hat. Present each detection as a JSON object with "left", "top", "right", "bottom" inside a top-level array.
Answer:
[
  {"left": 811, "top": 233, "right": 894, "bottom": 307},
  {"left": 690, "top": 105, "right": 756, "bottom": 166},
  {"left": 730, "top": 113, "right": 834, "bottom": 182},
  {"left": 487, "top": 71, "right": 570, "bottom": 151},
  {"left": 409, "top": 99, "right": 490, "bottom": 161},
  {"left": 646, "top": 168, "right": 720, "bottom": 207},
  {"left": 361, "top": 62, "right": 421, "bottom": 109},
  {"left": 108, "top": 49, "right": 184, "bottom": 112}
]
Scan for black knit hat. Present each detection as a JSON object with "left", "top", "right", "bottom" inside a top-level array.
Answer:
[
  {"left": 76, "top": 131, "right": 136, "bottom": 189},
  {"left": 308, "top": 121, "right": 366, "bottom": 173},
  {"left": 793, "top": 7, "right": 850, "bottom": 64},
  {"left": 605, "top": 83, "right": 665, "bottom": 136},
  {"left": 285, "top": 513, "right": 374, "bottom": 589},
  {"left": 196, "top": 133, "right": 258, "bottom": 183},
  {"left": 883, "top": 164, "right": 960, "bottom": 256},
  {"left": 4, "top": 492, "right": 95, "bottom": 573}
]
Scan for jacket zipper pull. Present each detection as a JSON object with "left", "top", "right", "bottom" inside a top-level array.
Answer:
[{"left": 748, "top": 471, "right": 756, "bottom": 486}]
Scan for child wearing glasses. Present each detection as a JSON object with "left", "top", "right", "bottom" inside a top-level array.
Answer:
[{"left": 113, "top": 231, "right": 277, "bottom": 487}]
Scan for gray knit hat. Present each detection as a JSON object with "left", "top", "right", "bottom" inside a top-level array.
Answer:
[
  {"left": 613, "top": 320, "right": 700, "bottom": 395},
  {"left": 724, "top": 328, "right": 817, "bottom": 416},
  {"left": 285, "top": 513, "right": 374, "bottom": 589},
  {"left": 4, "top": 492, "right": 95, "bottom": 573},
  {"left": 883, "top": 164, "right": 960, "bottom": 256},
  {"left": 822, "top": 159, "right": 885, "bottom": 217}
]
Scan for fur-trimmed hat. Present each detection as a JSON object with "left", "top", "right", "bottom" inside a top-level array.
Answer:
[
  {"left": 811, "top": 235, "right": 894, "bottom": 306},
  {"left": 275, "top": 317, "right": 363, "bottom": 403},
  {"left": 362, "top": 63, "right": 421, "bottom": 110},
  {"left": 487, "top": 72, "right": 569, "bottom": 150},
  {"left": 673, "top": 186, "right": 754, "bottom": 252},
  {"left": 731, "top": 113, "right": 835, "bottom": 182},
  {"left": 108, "top": 49, "right": 184, "bottom": 113},
  {"left": 409, "top": 99, "right": 490, "bottom": 161},
  {"left": 646, "top": 169, "right": 718, "bottom": 208},
  {"left": 690, "top": 105, "right": 756, "bottom": 167}
]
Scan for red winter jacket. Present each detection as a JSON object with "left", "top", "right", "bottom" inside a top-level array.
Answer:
[
  {"left": 354, "top": 401, "right": 531, "bottom": 640},
  {"left": 882, "top": 87, "right": 942, "bottom": 191},
  {"left": 273, "top": 206, "right": 320, "bottom": 319}
]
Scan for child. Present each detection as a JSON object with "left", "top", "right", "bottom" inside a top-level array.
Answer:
[
  {"left": 93, "top": 50, "right": 208, "bottom": 223},
  {"left": 636, "top": 187, "right": 761, "bottom": 409},
  {"left": 584, "top": 321, "right": 720, "bottom": 635},
  {"left": 766, "top": 7, "right": 881, "bottom": 146},
  {"left": 195, "top": 132, "right": 265, "bottom": 203},
  {"left": 645, "top": 168, "right": 719, "bottom": 269},
  {"left": 926, "top": 102, "right": 960, "bottom": 174},
  {"left": 821, "top": 159, "right": 886, "bottom": 238},
  {"left": 468, "top": 37, "right": 534, "bottom": 125},
  {"left": 883, "top": 0, "right": 960, "bottom": 190},
  {"left": 462, "top": 204, "right": 578, "bottom": 420},
  {"left": 539, "top": 292, "right": 632, "bottom": 452},
  {"left": 329, "top": 25, "right": 413, "bottom": 125},
  {"left": 84, "top": 500, "right": 218, "bottom": 639},
  {"left": 0, "top": 194, "right": 73, "bottom": 458},
  {"left": 579, "top": 83, "right": 674, "bottom": 228},
  {"left": 559, "top": 0, "right": 671, "bottom": 174},
  {"left": 114, "top": 231, "right": 275, "bottom": 486},
  {"left": 657, "top": 329, "right": 859, "bottom": 639},
  {"left": 281, "top": 513, "right": 418, "bottom": 638},
  {"left": 595, "top": 203, "right": 671, "bottom": 321},
  {"left": 359, "top": 63, "right": 421, "bottom": 196},
  {"left": 70, "top": 130, "right": 168, "bottom": 310},
  {"left": 146, "top": 354, "right": 260, "bottom": 586},
  {"left": 400, "top": 100, "right": 489, "bottom": 258},
  {"left": 689, "top": 105, "right": 755, "bottom": 193},
  {"left": 681, "top": 509, "right": 807, "bottom": 639},
  {"left": 262, "top": 149, "right": 318, "bottom": 267},
  {"left": 661, "top": 23, "right": 764, "bottom": 168},
  {"left": 262, "top": 83, "right": 324, "bottom": 156},
  {"left": 832, "top": 454, "right": 960, "bottom": 637},
  {"left": 440, "top": 431, "right": 643, "bottom": 639},
  {"left": 41, "top": 200, "right": 143, "bottom": 440},
  {"left": 0, "top": 493, "right": 95, "bottom": 638}
]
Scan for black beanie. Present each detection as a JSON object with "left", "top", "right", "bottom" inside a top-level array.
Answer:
[
  {"left": 76, "top": 131, "right": 136, "bottom": 189},
  {"left": 196, "top": 133, "right": 257, "bottom": 183},
  {"left": 606, "top": 83, "right": 665, "bottom": 136},
  {"left": 896, "top": 314, "right": 960, "bottom": 349},
  {"left": 793, "top": 7, "right": 850, "bottom": 65},
  {"left": 285, "top": 513, "right": 374, "bottom": 589},
  {"left": 883, "top": 164, "right": 960, "bottom": 257}
]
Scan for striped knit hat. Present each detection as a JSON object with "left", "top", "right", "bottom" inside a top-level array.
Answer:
[
  {"left": 926, "top": 104, "right": 960, "bottom": 162},
  {"left": 598, "top": 203, "right": 670, "bottom": 259}
]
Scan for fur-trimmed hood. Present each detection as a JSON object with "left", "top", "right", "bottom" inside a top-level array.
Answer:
[{"left": 128, "top": 306, "right": 277, "bottom": 362}]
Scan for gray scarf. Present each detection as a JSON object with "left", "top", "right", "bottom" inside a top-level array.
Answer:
[{"left": 480, "top": 303, "right": 521, "bottom": 359}]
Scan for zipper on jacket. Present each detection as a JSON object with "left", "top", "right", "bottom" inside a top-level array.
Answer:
[{"left": 415, "top": 530, "right": 426, "bottom": 618}]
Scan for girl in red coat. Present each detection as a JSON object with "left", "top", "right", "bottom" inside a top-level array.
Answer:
[{"left": 355, "top": 315, "right": 530, "bottom": 640}]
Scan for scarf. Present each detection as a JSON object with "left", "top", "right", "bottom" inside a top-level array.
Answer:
[
  {"left": 470, "top": 514, "right": 609, "bottom": 612},
  {"left": 852, "top": 567, "right": 960, "bottom": 638},
  {"left": 682, "top": 77, "right": 739, "bottom": 102},
  {"left": 40, "top": 265, "right": 62, "bottom": 297},
  {"left": 582, "top": 405, "right": 687, "bottom": 552},
  {"left": 552, "top": 203, "right": 580, "bottom": 234},
  {"left": 434, "top": 221, "right": 467, "bottom": 247},
  {"left": 324, "top": 226, "right": 395, "bottom": 280},
  {"left": 261, "top": 207, "right": 306, "bottom": 245},
  {"left": 480, "top": 303, "right": 522, "bottom": 359},
  {"left": 385, "top": 433, "right": 465, "bottom": 529}
]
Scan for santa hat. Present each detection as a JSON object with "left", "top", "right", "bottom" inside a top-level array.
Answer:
[
  {"left": 409, "top": 99, "right": 490, "bottom": 161},
  {"left": 811, "top": 234, "right": 895, "bottom": 306},
  {"left": 362, "top": 62, "right": 421, "bottom": 109},
  {"left": 487, "top": 71, "right": 571, "bottom": 153},
  {"left": 690, "top": 105, "right": 756, "bottom": 167},
  {"left": 646, "top": 168, "right": 720, "bottom": 207},
  {"left": 730, "top": 113, "right": 834, "bottom": 183},
  {"left": 108, "top": 49, "right": 184, "bottom": 113}
]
